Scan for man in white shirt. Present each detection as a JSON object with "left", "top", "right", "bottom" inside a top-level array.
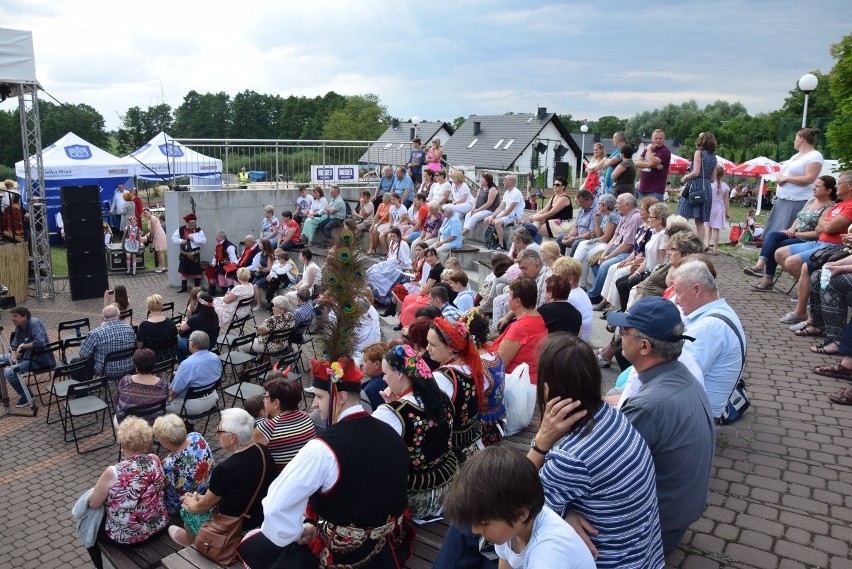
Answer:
[
  {"left": 484, "top": 174, "right": 524, "bottom": 250},
  {"left": 236, "top": 358, "right": 411, "bottom": 568}
]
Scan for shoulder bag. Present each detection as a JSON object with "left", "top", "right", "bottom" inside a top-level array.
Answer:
[
  {"left": 707, "top": 313, "right": 749, "bottom": 424},
  {"left": 688, "top": 155, "right": 707, "bottom": 206},
  {"left": 195, "top": 444, "right": 268, "bottom": 564}
]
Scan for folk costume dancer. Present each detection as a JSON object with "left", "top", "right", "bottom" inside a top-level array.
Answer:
[
  {"left": 172, "top": 213, "right": 206, "bottom": 293},
  {"left": 204, "top": 231, "right": 239, "bottom": 296}
]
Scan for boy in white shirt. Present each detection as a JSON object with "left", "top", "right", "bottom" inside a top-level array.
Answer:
[{"left": 294, "top": 186, "right": 314, "bottom": 225}]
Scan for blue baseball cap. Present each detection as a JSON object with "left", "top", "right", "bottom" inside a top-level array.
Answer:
[{"left": 606, "top": 297, "right": 694, "bottom": 342}]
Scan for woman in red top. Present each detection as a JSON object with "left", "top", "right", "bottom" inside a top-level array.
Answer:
[{"left": 489, "top": 277, "right": 547, "bottom": 384}]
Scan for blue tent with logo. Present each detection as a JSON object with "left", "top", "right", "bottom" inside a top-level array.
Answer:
[{"left": 15, "top": 132, "right": 133, "bottom": 237}]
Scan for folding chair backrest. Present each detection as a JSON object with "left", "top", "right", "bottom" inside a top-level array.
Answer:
[
  {"left": 101, "top": 346, "right": 137, "bottom": 378},
  {"left": 67, "top": 377, "right": 108, "bottom": 400},
  {"left": 61, "top": 336, "right": 87, "bottom": 365},
  {"left": 276, "top": 349, "right": 302, "bottom": 371},
  {"left": 58, "top": 318, "right": 91, "bottom": 341},
  {"left": 119, "top": 308, "right": 133, "bottom": 325},
  {"left": 29, "top": 340, "right": 63, "bottom": 369},
  {"left": 230, "top": 332, "right": 257, "bottom": 352},
  {"left": 151, "top": 358, "right": 177, "bottom": 379},
  {"left": 185, "top": 380, "right": 219, "bottom": 400},
  {"left": 56, "top": 359, "right": 90, "bottom": 382},
  {"left": 225, "top": 314, "right": 251, "bottom": 336},
  {"left": 235, "top": 297, "right": 254, "bottom": 313},
  {"left": 240, "top": 361, "right": 272, "bottom": 385},
  {"left": 264, "top": 329, "right": 291, "bottom": 350},
  {"left": 171, "top": 315, "right": 184, "bottom": 327},
  {"left": 289, "top": 320, "right": 312, "bottom": 344},
  {"left": 123, "top": 399, "right": 167, "bottom": 424},
  {"left": 147, "top": 302, "right": 175, "bottom": 319}
]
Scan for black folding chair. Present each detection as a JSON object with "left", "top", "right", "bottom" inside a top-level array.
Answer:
[
  {"left": 144, "top": 336, "right": 179, "bottom": 363},
  {"left": 119, "top": 308, "right": 133, "bottom": 325},
  {"left": 151, "top": 358, "right": 177, "bottom": 382},
  {"left": 224, "top": 361, "right": 271, "bottom": 407},
  {"left": 99, "top": 346, "right": 137, "bottom": 400},
  {"left": 25, "top": 340, "right": 63, "bottom": 405},
  {"left": 65, "top": 377, "right": 116, "bottom": 454},
  {"left": 275, "top": 349, "right": 309, "bottom": 410},
  {"left": 176, "top": 380, "right": 222, "bottom": 434},
  {"left": 219, "top": 333, "right": 257, "bottom": 386},
  {"left": 256, "top": 329, "right": 293, "bottom": 363},
  {"left": 45, "top": 359, "right": 88, "bottom": 428},
  {"left": 288, "top": 320, "right": 315, "bottom": 374},
  {"left": 147, "top": 301, "right": 175, "bottom": 319},
  {"left": 115, "top": 398, "right": 167, "bottom": 459},
  {"left": 60, "top": 336, "right": 88, "bottom": 365},
  {"left": 216, "top": 314, "right": 250, "bottom": 352},
  {"left": 234, "top": 297, "right": 256, "bottom": 327},
  {"left": 57, "top": 318, "right": 90, "bottom": 342}
]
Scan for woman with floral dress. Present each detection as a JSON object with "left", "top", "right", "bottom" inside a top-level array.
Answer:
[
  {"left": 153, "top": 414, "right": 214, "bottom": 515},
  {"left": 86, "top": 417, "right": 168, "bottom": 569},
  {"left": 372, "top": 344, "right": 458, "bottom": 519}
]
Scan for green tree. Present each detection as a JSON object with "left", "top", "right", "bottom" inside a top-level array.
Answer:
[
  {"left": 230, "top": 90, "right": 282, "bottom": 139},
  {"left": 115, "top": 103, "right": 173, "bottom": 155},
  {"left": 827, "top": 33, "right": 852, "bottom": 169},
  {"left": 321, "top": 94, "right": 389, "bottom": 140},
  {"left": 557, "top": 113, "right": 582, "bottom": 132},
  {"left": 39, "top": 101, "right": 109, "bottom": 148},
  {"left": 452, "top": 116, "right": 466, "bottom": 131},
  {"left": 595, "top": 115, "right": 627, "bottom": 138},
  {"left": 173, "top": 91, "right": 232, "bottom": 138}
]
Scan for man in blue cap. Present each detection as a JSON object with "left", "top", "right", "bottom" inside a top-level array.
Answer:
[{"left": 606, "top": 296, "right": 715, "bottom": 556}]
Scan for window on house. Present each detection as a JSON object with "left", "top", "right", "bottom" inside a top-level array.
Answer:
[
  {"left": 468, "top": 139, "right": 479, "bottom": 148},
  {"left": 493, "top": 139, "right": 505, "bottom": 149},
  {"left": 504, "top": 139, "right": 515, "bottom": 150}
]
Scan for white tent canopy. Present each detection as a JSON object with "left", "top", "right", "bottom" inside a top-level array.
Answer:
[
  {"left": 15, "top": 131, "right": 133, "bottom": 180},
  {"left": 127, "top": 132, "right": 222, "bottom": 180}
]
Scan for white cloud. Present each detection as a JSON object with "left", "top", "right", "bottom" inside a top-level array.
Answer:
[{"left": 0, "top": 0, "right": 849, "bottom": 132}]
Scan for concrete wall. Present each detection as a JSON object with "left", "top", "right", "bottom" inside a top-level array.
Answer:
[{"left": 164, "top": 187, "right": 368, "bottom": 287}]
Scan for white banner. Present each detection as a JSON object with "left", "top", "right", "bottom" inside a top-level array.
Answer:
[{"left": 310, "top": 165, "right": 359, "bottom": 184}]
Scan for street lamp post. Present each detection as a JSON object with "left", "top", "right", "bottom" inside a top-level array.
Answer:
[
  {"left": 411, "top": 115, "right": 421, "bottom": 138},
  {"left": 580, "top": 124, "right": 588, "bottom": 187},
  {"left": 798, "top": 73, "right": 818, "bottom": 128}
]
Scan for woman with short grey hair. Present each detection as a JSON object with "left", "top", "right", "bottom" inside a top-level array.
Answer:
[
  {"left": 167, "top": 408, "right": 276, "bottom": 549},
  {"left": 239, "top": 295, "right": 295, "bottom": 355},
  {"left": 153, "top": 413, "right": 214, "bottom": 515}
]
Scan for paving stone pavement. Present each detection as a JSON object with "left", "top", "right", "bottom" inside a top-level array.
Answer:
[{"left": 1, "top": 254, "right": 851, "bottom": 568}]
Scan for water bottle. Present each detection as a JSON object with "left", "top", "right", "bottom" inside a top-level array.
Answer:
[{"left": 821, "top": 266, "right": 832, "bottom": 290}]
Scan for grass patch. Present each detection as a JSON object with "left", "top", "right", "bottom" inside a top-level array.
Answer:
[{"left": 50, "top": 240, "right": 166, "bottom": 277}]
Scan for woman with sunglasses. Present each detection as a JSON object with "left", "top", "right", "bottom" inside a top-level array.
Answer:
[{"left": 528, "top": 176, "right": 573, "bottom": 238}]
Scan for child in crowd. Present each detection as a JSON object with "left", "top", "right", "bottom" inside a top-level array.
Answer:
[
  {"left": 294, "top": 186, "right": 313, "bottom": 226},
  {"left": 448, "top": 270, "right": 475, "bottom": 313},
  {"left": 257, "top": 249, "right": 298, "bottom": 308},
  {"left": 243, "top": 395, "right": 266, "bottom": 426},
  {"left": 358, "top": 342, "right": 389, "bottom": 412},
  {"left": 442, "top": 446, "right": 595, "bottom": 569}
]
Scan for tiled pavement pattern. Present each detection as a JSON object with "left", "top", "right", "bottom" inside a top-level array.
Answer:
[{"left": 1, "top": 253, "right": 851, "bottom": 569}]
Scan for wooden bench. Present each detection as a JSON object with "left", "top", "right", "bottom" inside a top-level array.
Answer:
[
  {"left": 100, "top": 529, "right": 182, "bottom": 569},
  {"left": 161, "top": 547, "right": 240, "bottom": 569}
]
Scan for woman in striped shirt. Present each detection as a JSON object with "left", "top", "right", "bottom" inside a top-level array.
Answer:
[{"left": 252, "top": 374, "right": 316, "bottom": 473}]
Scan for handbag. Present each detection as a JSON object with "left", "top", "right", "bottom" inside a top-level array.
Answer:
[
  {"left": 503, "top": 362, "right": 535, "bottom": 436},
  {"left": 809, "top": 245, "right": 851, "bottom": 271},
  {"left": 707, "top": 314, "right": 750, "bottom": 425},
  {"left": 195, "top": 444, "right": 267, "bottom": 564}
]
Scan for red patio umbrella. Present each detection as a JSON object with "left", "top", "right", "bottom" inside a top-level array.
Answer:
[
  {"left": 668, "top": 153, "right": 691, "bottom": 174},
  {"left": 716, "top": 155, "right": 736, "bottom": 175},
  {"left": 730, "top": 156, "right": 781, "bottom": 178}
]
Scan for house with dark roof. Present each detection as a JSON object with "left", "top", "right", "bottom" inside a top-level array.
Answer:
[
  {"left": 358, "top": 120, "right": 453, "bottom": 169},
  {"left": 441, "top": 108, "right": 581, "bottom": 188}
]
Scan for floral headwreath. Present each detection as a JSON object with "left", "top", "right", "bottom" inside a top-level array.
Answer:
[
  {"left": 389, "top": 344, "right": 433, "bottom": 380},
  {"left": 460, "top": 307, "right": 480, "bottom": 328},
  {"left": 431, "top": 317, "right": 471, "bottom": 353}
]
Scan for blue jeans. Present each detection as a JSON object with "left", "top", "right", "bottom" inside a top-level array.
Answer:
[
  {"left": 319, "top": 217, "right": 343, "bottom": 240},
  {"left": 1, "top": 354, "right": 33, "bottom": 402},
  {"left": 759, "top": 231, "right": 804, "bottom": 276},
  {"left": 176, "top": 336, "right": 190, "bottom": 362},
  {"left": 431, "top": 526, "right": 496, "bottom": 569},
  {"left": 588, "top": 252, "right": 629, "bottom": 298}
]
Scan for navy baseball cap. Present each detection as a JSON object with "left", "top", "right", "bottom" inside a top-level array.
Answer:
[{"left": 606, "top": 297, "right": 694, "bottom": 342}]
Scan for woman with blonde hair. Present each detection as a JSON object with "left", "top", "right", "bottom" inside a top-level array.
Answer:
[
  {"left": 153, "top": 413, "right": 214, "bottom": 515},
  {"left": 86, "top": 417, "right": 168, "bottom": 568},
  {"left": 136, "top": 294, "right": 178, "bottom": 359},
  {"left": 213, "top": 267, "right": 254, "bottom": 326},
  {"left": 583, "top": 142, "right": 607, "bottom": 194},
  {"left": 445, "top": 170, "right": 475, "bottom": 217},
  {"left": 539, "top": 241, "right": 561, "bottom": 268}
]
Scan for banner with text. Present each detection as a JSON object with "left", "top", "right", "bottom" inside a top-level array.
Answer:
[{"left": 311, "top": 165, "right": 359, "bottom": 184}]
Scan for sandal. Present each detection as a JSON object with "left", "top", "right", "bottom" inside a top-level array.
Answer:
[
  {"left": 743, "top": 266, "right": 764, "bottom": 278},
  {"left": 828, "top": 386, "right": 852, "bottom": 405},
  {"left": 814, "top": 361, "right": 852, "bottom": 381},
  {"left": 793, "top": 326, "right": 825, "bottom": 337},
  {"left": 811, "top": 340, "right": 840, "bottom": 355},
  {"left": 751, "top": 281, "right": 774, "bottom": 292}
]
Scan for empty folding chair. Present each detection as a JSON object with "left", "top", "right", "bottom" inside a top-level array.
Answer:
[
  {"left": 65, "top": 377, "right": 116, "bottom": 454},
  {"left": 45, "top": 359, "right": 88, "bottom": 428},
  {"left": 219, "top": 333, "right": 257, "bottom": 386},
  {"left": 224, "top": 361, "right": 272, "bottom": 407},
  {"left": 57, "top": 318, "right": 90, "bottom": 342}
]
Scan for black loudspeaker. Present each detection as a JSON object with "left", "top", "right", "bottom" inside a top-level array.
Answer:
[
  {"left": 69, "top": 272, "right": 109, "bottom": 301},
  {"left": 61, "top": 185, "right": 103, "bottom": 238},
  {"left": 63, "top": 186, "right": 109, "bottom": 301},
  {"left": 554, "top": 161, "right": 570, "bottom": 180}
]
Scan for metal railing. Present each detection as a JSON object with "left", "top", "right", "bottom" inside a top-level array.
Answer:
[{"left": 172, "top": 138, "right": 416, "bottom": 188}]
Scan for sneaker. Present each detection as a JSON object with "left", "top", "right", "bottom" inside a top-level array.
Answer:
[
  {"left": 779, "top": 312, "right": 807, "bottom": 324},
  {"left": 593, "top": 301, "right": 608, "bottom": 312},
  {"left": 15, "top": 396, "right": 30, "bottom": 408},
  {"left": 789, "top": 320, "right": 809, "bottom": 331},
  {"left": 168, "top": 525, "right": 185, "bottom": 545}
]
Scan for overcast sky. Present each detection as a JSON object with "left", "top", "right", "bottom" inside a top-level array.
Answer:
[{"left": 1, "top": 0, "right": 849, "bottom": 131}]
